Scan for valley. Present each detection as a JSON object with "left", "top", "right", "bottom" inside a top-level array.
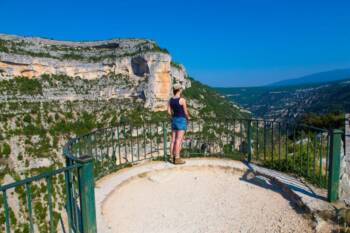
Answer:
[{"left": 216, "top": 78, "right": 350, "bottom": 121}]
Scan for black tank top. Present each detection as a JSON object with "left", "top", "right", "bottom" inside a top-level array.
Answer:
[{"left": 170, "top": 97, "right": 186, "bottom": 118}]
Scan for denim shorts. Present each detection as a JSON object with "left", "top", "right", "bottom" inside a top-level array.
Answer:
[{"left": 171, "top": 117, "right": 187, "bottom": 131}]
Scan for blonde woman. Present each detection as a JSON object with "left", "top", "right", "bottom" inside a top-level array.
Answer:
[{"left": 167, "top": 84, "right": 190, "bottom": 164}]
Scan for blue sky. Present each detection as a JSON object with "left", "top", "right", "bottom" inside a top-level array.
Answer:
[{"left": 1, "top": 0, "right": 350, "bottom": 87}]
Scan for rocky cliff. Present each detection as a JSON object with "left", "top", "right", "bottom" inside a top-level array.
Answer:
[{"left": 0, "top": 34, "right": 189, "bottom": 111}]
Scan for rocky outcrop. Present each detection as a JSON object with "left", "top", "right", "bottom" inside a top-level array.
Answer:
[
  {"left": 0, "top": 53, "right": 112, "bottom": 79},
  {"left": 0, "top": 34, "right": 190, "bottom": 111},
  {"left": 143, "top": 53, "right": 189, "bottom": 111}
]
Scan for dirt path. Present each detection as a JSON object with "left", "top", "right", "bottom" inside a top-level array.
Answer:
[{"left": 102, "top": 166, "right": 314, "bottom": 233}]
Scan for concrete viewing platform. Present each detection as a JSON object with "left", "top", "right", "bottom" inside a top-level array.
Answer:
[{"left": 95, "top": 158, "right": 337, "bottom": 233}]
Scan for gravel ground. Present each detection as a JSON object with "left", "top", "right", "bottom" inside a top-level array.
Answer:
[{"left": 102, "top": 166, "right": 314, "bottom": 233}]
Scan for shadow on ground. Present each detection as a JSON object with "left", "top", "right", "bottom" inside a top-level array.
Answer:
[{"left": 240, "top": 164, "right": 312, "bottom": 216}]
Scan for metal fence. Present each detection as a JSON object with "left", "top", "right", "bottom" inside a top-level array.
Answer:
[
  {"left": 68, "top": 118, "right": 343, "bottom": 195},
  {"left": 0, "top": 153, "right": 97, "bottom": 233},
  {"left": 0, "top": 163, "right": 82, "bottom": 233}
]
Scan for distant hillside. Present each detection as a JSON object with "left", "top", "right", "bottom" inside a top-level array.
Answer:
[
  {"left": 216, "top": 79, "right": 350, "bottom": 120},
  {"left": 183, "top": 77, "right": 249, "bottom": 118},
  {"left": 270, "top": 68, "right": 350, "bottom": 86}
]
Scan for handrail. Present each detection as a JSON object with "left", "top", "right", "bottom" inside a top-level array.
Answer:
[
  {"left": 62, "top": 116, "right": 335, "bottom": 184},
  {"left": 0, "top": 163, "right": 81, "bottom": 191}
]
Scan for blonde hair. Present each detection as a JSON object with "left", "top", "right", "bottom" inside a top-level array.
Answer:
[{"left": 173, "top": 83, "right": 182, "bottom": 95}]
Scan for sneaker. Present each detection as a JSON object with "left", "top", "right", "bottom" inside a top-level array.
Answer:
[{"left": 174, "top": 158, "right": 186, "bottom": 165}]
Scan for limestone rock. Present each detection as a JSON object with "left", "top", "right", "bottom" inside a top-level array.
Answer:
[
  {"left": 0, "top": 53, "right": 112, "bottom": 80},
  {"left": 0, "top": 34, "right": 190, "bottom": 111}
]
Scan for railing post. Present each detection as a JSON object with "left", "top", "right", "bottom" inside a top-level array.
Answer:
[
  {"left": 77, "top": 156, "right": 97, "bottom": 233},
  {"left": 163, "top": 122, "right": 168, "bottom": 161},
  {"left": 328, "top": 129, "right": 342, "bottom": 202},
  {"left": 247, "top": 120, "right": 252, "bottom": 162}
]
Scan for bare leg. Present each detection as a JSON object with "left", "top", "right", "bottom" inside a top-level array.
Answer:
[
  {"left": 174, "top": 130, "right": 185, "bottom": 158},
  {"left": 170, "top": 130, "right": 176, "bottom": 160}
]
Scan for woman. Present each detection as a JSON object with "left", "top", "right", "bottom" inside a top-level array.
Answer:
[{"left": 167, "top": 84, "right": 190, "bottom": 164}]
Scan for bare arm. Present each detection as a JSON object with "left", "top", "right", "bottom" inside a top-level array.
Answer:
[
  {"left": 167, "top": 101, "right": 173, "bottom": 116},
  {"left": 180, "top": 98, "right": 190, "bottom": 120}
]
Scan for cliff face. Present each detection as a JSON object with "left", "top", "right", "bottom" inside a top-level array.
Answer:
[{"left": 0, "top": 34, "right": 189, "bottom": 111}]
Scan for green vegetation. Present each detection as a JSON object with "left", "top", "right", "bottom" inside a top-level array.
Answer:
[
  {"left": 0, "top": 39, "right": 9, "bottom": 53},
  {"left": 119, "top": 105, "right": 169, "bottom": 125},
  {"left": 183, "top": 77, "right": 248, "bottom": 119},
  {"left": 0, "top": 76, "right": 42, "bottom": 95},
  {"left": 300, "top": 112, "right": 345, "bottom": 129},
  {"left": 62, "top": 52, "right": 85, "bottom": 60},
  {"left": 255, "top": 138, "right": 329, "bottom": 188},
  {"left": 216, "top": 86, "right": 271, "bottom": 109},
  {"left": 170, "top": 61, "right": 182, "bottom": 69},
  {"left": 216, "top": 78, "right": 350, "bottom": 120},
  {"left": 0, "top": 39, "right": 52, "bottom": 58},
  {"left": 148, "top": 44, "right": 169, "bottom": 54},
  {"left": 0, "top": 142, "right": 11, "bottom": 158},
  {"left": 50, "top": 111, "right": 97, "bottom": 136},
  {"left": 0, "top": 73, "right": 135, "bottom": 98},
  {"left": 0, "top": 38, "right": 169, "bottom": 63}
]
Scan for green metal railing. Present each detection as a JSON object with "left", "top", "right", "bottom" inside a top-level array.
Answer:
[
  {"left": 0, "top": 155, "right": 96, "bottom": 233},
  {"left": 0, "top": 117, "right": 344, "bottom": 232},
  {"left": 68, "top": 118, "right": 343, "bottom": 194},
  {"left": 248, "top": 120, "right": 342, "bottom": 201},
  {"left": 0, "top": 164, "right": 81, "bottom": 233}
]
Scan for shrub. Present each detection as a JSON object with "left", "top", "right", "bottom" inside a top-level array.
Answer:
[
  {"left": 23, "top": 114, "right": 31, "bottom": 123},
  {"left": 1, "top": 143, "right": 11, "bottom": 158},
  {"left": 13, "top": 76, "right": 43, "bottom": 95},
  {"left": 300, "top": 112, "right": 345, "bottom": 129},
  {"left": 0, "top": 39, "right": 9, "bottom": 53},
  {"left": 170, "top": 61, "right": 182, "bottom": 69}
]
